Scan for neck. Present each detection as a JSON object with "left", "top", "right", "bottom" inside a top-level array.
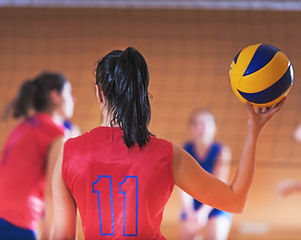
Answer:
[
  {"left": 101, "top": 117, "right": 111, "bottom": 127},
  {"left": 51, "top": 111, "right": 64, "bottom": 126},
  {"left": 101, "top": 111, "right": 119, "bottom": 127},
  {"left": 195, "top": 137, "right": 213, "bottom": 149}
]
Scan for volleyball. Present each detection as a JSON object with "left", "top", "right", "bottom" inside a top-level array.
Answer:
[{"left": 229, "top": 43, "right": 294, "bottom": 107}]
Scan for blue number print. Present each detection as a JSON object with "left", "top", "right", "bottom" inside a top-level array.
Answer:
[
  {"left": 119, "top": 176, "right": 138, "bottom": 236},
  {"left": 92, "top": 175, "right": 114, "bottom": 236},
  {"left": 92, "top": 175, "right": 138, "bottom": 237}
]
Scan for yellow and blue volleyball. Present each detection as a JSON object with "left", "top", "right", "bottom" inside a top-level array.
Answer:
[{"left": 229, "top": 43, "right": 294, "bottom": 107}]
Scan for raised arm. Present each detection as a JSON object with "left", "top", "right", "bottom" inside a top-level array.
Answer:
[
  {"left": 51, "top": 143, "right": 77, "bottom": 240},
  {"left": 173, "top": 101, "right": 284, "bottom": 213}
]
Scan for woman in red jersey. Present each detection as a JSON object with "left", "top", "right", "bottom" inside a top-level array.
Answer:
[
  {"left": 0, "top": 72, "right": 75, "bottom": 239},
  {"left": 52, "top": 47, "right": 284, "bottom": 240}
]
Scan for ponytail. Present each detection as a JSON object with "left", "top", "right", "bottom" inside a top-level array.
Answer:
[
  {"left": 96, "top": 47, "right": 151, "bottom": 148},
  {"left": 2, "top": 80, "right": 35, "bottom": 119},
  {"left": 3, "top": 72, "right": 66, "bottom": 119}
]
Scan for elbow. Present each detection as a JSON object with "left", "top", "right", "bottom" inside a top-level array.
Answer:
[
  {"left": 233, "top": 205, "right": 245, "bottom": 214},
  {"left": 232, "top": 195, "right": 248, "bottom": 214}
]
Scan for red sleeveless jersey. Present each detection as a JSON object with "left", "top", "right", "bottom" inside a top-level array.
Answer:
[
  {"left": 0, "top": 113, "right": 64, "bottom": 229},
  {"left": 62, "top": 126, "right": 174, "bottom": 239}
]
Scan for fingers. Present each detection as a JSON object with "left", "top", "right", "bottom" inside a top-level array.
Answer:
[
  {"left": 273, "top": 97, "right": 286, "bottom": 110},
  {"left": 245, "top": 97, "right": 286, "bottom": 116},
  {"left": 265, "top": 98, "right": 286, "bottom": 117},
  {"left": 245, "top": 102, "right": 255, "bottom": 115}
]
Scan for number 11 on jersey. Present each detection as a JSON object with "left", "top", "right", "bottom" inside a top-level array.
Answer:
[{"left": 92, "top": 175, "right": 139, "bottom": 237}]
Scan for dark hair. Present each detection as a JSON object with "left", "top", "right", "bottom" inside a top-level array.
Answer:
[
  {"left": 4, "top": 72, "right": 66, "bottom": 119},
  {"left": 96, "top": 47, "right": 152, "bottom": 148}
]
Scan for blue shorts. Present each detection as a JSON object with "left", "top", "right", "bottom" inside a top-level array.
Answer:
[
  {"left": 0, "top": 218, "right": 36, "bottom": 240},
  {"left": 208, "top": 208, "right": 232, "bottom": 219}
]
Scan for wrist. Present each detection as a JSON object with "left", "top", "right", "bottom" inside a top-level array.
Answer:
[{"left": 247, "top": 125, "right": 260, "bottom": 138}]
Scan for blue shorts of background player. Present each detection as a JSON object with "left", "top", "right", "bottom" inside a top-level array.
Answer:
[
  {"left": 0, "top": 218, "right": 36, "bottom": 240},
  {"left": 180, "top": 199, "right": 233, "bottom": 221}
]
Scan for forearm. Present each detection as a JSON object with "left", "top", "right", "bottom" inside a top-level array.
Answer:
[{"left": 230, "top": 129, "right": 258, "bottom": 208}]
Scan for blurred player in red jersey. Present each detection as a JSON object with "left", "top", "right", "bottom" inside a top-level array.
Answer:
[
  {"left": 0, "top": 72, "right": 75, "bottom": 239},
  {"left": 180, "top": 110, "right": 232, "bottom": 240},
  {"left": 52, "top": 47, "right": 284, "bottom": 240}
]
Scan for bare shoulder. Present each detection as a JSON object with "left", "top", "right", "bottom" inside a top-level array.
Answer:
[
  {"left": 172, "top": 143, "right": 188, "bottom": 159},
  {"left": 172, "top": 144, "right": 182, "bottom": 161}
]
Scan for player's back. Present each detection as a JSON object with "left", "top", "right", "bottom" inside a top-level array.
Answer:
[
  {"left": 62, "top": 126, "right": 174, "bottom": 239},
  {"left": 0, "top": 113, "right": 64, "bottom": 229}
]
